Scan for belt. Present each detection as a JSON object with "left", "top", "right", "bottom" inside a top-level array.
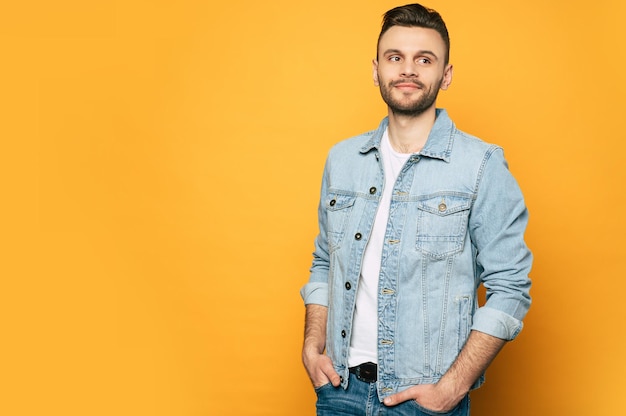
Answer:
[{"left": 348, "top": 362, "right": 377, "bottom": 383}]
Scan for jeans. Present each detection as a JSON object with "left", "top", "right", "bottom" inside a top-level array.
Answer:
[{"left": 315, "top": 374, "right": 470, "bottom": 416}]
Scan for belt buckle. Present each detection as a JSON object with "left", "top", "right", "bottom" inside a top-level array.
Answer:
[{"left": 355, "top": 362, "right": 377, "bottom": 383}]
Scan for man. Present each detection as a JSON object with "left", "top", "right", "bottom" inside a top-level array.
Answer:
[{"left": 301, "top": 3, "right": 532, "bottom": 416}]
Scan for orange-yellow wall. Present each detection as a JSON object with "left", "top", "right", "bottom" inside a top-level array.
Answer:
[{"left": 3, "top": 0, "right": 625, "bottom": 415}]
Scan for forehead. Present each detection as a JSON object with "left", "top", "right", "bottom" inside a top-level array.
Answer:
[{"left": 378, "top": 26, "right": 446, "bottom": 56}]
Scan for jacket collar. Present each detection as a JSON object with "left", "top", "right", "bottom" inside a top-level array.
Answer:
[{"left": 359, "top": 108, "right": 455, "bottom": 162}]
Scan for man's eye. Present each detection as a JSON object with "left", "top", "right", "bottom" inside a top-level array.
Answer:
[
  {"left": 389, "top": 56, "right": 401, "bottom": 62},
  {"left": 417, "top": 58, "right": 431, "bottom": 64}
]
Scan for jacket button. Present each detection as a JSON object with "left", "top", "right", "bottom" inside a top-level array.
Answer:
[
  {"left": 369, "top": 187, "right": 377, "bottom": 194},
  {"left": 355, "top": 233, "right": 362, "bottom": 240},
  {"left": 345, "top": 282, "right": 351, "bottom": 290},
  {"left": 329, "top": 199, "right": 336, "bottom": 207},
  {"left": 341, "top": 330, "right": 346, "bottom": 338}
]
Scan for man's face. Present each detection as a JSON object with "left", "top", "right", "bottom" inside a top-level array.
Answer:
[{"left": 374, "top": 26, "right": 453, "bottom": 117}]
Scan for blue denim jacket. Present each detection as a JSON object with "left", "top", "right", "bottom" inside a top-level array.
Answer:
[{"left": 301, "top": 109, "right": 532, "bottom": 400}]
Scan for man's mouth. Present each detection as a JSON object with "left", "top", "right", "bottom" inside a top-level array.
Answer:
[{"left": 391, "top": 80, "right": 424, "bottom": 90}]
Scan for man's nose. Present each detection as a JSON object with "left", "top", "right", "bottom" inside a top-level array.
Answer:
[{"left": 400, "top": 61, "right": 418, "bottom": 78}]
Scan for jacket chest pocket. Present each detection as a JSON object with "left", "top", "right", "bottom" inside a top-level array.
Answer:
[
  {"left": 415, "top": 194, "right": 472, "bottom": 258},
  {"left": 326, "top": 193, "right": 356, "bottom": 251}
]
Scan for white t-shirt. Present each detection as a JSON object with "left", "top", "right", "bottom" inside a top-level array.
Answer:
[{"left": 348, "top": 129, "right": 412, "bottom": 367}]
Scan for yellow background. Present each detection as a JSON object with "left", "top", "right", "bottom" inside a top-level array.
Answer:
[{"left": 2, "top": 0, "right": 625, "bottom": 414}]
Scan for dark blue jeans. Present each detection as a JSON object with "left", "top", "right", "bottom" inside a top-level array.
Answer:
[{"left": 315, "top": 373, "right": 470, "bottom": 416}]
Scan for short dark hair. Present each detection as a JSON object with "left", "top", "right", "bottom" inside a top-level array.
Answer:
[{"left": 377, "top": 3, "right": 450, "bottom": 64}]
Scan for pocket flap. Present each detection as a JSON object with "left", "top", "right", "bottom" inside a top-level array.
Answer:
[
  {"left": 417, "top": 194, "right": 472, "bottom": 216},
  {"left": 326, "top": 193, "right": 356, "bottom": 211}
]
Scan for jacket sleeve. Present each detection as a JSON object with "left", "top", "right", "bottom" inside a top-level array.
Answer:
[
  {"left": 468, "top": 146, "right": 532, "bottom": 340},
  {"left": 300, "top": 156, "right": 331, "bottom": 306}
]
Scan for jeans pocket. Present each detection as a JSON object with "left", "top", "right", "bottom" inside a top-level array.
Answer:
[
  {"left": 314, "top": 382, "right": 334, "bottom": 395},
  {"left": 407, "top": 396, "right": 467, "bottom": 416}
]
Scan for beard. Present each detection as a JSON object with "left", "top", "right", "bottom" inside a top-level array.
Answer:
[{"left": 378, "top": 76, "right": 443, "bottom": 117}]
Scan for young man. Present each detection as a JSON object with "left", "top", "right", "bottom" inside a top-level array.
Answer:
[{"left": 301, "top": 4, "right": 532, "bottom": 415}]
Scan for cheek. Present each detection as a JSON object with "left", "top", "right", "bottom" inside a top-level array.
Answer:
[{"left": 375, "top": 70, "right": 392, "bottom": 87}]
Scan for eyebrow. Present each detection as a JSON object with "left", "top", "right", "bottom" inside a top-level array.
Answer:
[{"left": 383, "top": 49, "right": 439, "bottom": 60}]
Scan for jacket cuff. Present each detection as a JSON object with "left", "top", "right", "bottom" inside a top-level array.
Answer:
[
  {"left": 471, "top": 306, "right": 524, "bottom": 341},
  {"left": 300, "top": 282, "right": 328, "bottom": 307}
]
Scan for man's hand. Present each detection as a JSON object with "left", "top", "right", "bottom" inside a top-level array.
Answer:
[
  {"left": 302, "top": 348, "right": 341, "bottom": 388},
  {"left": 384, "top": 330, "right": 506, "bottom": 411},
  {"left": 383, "top": 383, "right": 461, "bottom": 412},
  {"left": 302, "top": 304, "right": 340, "bottom": 388}
]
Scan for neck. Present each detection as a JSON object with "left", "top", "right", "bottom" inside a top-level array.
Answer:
[{"left": 387, "top": 106, "right": 437, "bottom": 154}]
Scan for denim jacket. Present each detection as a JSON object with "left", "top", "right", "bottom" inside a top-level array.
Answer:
[{"left": 301, "top": 109, "right": 532, "bottom": 400}]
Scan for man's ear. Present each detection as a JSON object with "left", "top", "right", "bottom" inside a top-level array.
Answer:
[
  {"left": 372, "top": 59, "right": 380, "bottom": 87},
  {"left": 440, "top": 64, "right": 453, "bottom": 90}
]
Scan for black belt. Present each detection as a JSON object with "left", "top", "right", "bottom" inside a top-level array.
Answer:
[{"left": 349, "top": 362, "right": 377, "bottom": 383}]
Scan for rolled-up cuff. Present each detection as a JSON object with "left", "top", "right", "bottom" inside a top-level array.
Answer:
[
  {"left": 300, "top": 282, "right": 328, "bottom": 306},
  {"left": 471, "top": 306, "right": 524, "bottom": 340}
]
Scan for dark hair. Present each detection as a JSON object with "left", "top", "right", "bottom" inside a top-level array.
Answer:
[{"left": 377, "top": 3, "right": 450, "bottom": 64}]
